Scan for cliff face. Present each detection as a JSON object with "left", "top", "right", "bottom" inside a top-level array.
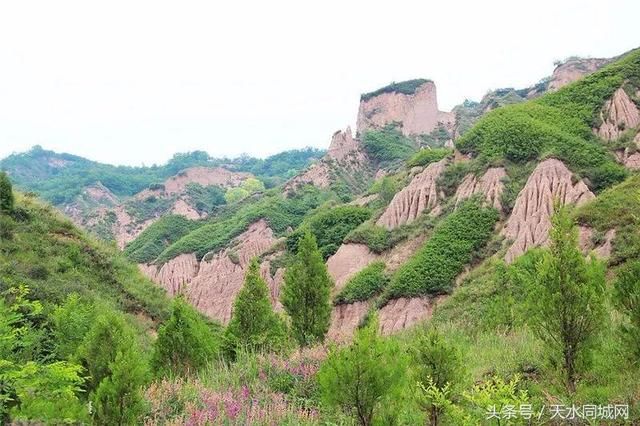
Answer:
[
  {"left": 357, "top": 80, "right": 454, "bottom": 137},
  {"left": 141, "top": 219, "right": 280, "bottom": 324},
  {"left": 454, "top": 167, "right": 506, "bottom": 211},
  {"left": 502, "top": 159, "right": 594, "bottom": 263},
  {"left": 596, "top": 88, "right": 640, "bottom": 141},
  {"left": 376, "top": 159, "right": 447, "bottom": 229},
  {"left": 547, "top": 57, "right": 610, "bottom": 92},
  {"left": 285, "top": 127, "right": 370, "bottom": 191}
]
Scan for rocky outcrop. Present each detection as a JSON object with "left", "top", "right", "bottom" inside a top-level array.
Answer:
[
  {"left": 285, "top": 127, "right": 369, "bottom": 191},
  {"left": 454, "top": 167, "right": 506, "bottom": 211},
  {"left": 503, "top": 159, "right": 594, "bottom": 263},
  {"left": 376, "top": 159, "right": 447, "bottom": 229},
  {"left": 357, "top": 81, "right": 454, "bottom": 137},
  {"left": 578, "top": 226, "right": 617, "bottom": 259},
  {"left": 171, "top": 199, "right": 202, "bottom": 220},
  {"left": 142, "top": 253, "right": 200, "bottom": 296},
  {"left": 378, "top": 296, "right": 442, "bottom": 335},
  {"left": 328, "top": 301, "right": 370, "bottom": 342},
  {"left": 613, "top": 131, "right": 640, "bottom": 170},
  {"left": 596, "top": 88, "right": 640, "bottom": 141},
  {"left": 547, "top": 57, "right": 609, "bottom": 92},
  {"left": 164, "top": 167, "right": 251, "bottom": 194},
  {"left": 326, "top": 244, "right": 379, "bottom": 291}
]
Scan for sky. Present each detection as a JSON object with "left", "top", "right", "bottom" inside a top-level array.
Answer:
[{"left": 0, "top": 0, "right": 638, "bottom": 166}]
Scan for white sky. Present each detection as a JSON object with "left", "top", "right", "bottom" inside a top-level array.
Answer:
[{"left": 0, "top": 0, "right": 638, "bottom": 166}]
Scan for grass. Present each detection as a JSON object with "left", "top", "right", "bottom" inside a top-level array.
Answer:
[
  {"left": 334, "top": 261, "right": 388, "bottom": 305},
  {"left": 124, "top": 215, "right": 200, "bottom": 264},
  {"left": 360, "top": 79, "right": 431, "bottom": 102}
]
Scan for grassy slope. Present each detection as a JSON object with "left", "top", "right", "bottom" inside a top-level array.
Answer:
[{"left": 0, "top": 193, "right": 170, "bottom": 322}]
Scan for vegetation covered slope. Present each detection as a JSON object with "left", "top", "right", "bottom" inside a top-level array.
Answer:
[
  {"left": 0, "top": 146, "right": 324, "bottom": 205},
  {"left": 456, "top": 49, "right": 640, "bottom": 192}
]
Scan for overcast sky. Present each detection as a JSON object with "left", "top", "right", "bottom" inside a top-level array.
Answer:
[{"left": 0, "top": 0, "right": 638, "bottom": 166}]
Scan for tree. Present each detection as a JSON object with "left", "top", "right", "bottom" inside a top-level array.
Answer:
[
  {"left": 524, "top": 205, "right": 606, "bottom": 392},
  {"left": 93, "top": 347, "right": 148, "bottom": 425},
  {"left": 151, "top": 297, "right": 219, "bottom": 376},
  {"left": 411, "top": 327, "right": 464, "bottom": 425},
  {"left": 51, "top": 294, "right": 95, "bottom": 360},
  {"left": 614, "top": 260, "right": 640, "bottom": 362},
  {"left": 241, "top": 177, "right": 265, "bottom": 194},
  {"left": 0, "top": 172, "right": 14, "bottom": 214},
  {"left": 317, "top": 316, "right": 406, "bottom": 426},
  {"left": 281, "top": 230, "right": 333, "bottom": 347},
  {"left": 223, "top": 258, "right": 287, "bottom": 358},
  {"left": 224, "top": 187, "right": 250, "bottom": 204}
]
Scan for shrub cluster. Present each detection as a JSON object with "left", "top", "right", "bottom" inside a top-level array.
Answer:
[{"left": 334, "top": 261, "right": 388, "bottom": 305}]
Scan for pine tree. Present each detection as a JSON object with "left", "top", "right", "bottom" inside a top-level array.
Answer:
[
  {"left": 317, "top": 315, "right": 406, "bottom": 426},
  {"left": 524, "top": 205, "right": 606, "bottom": 393},
  {"left": 151, "top": 296, "right": 219, "bottom": 376},
  {"left": 93, "top": 347, "right": 148, "bottom": 426},
  {"left": 281, "top": 229, "right": 333, "bottom": 347},
  {"left": 0, "top": 172, "right": 14, "bottom": 214},
  {"left": 224, "top": 258, "right": 287, "bottom": 358}
]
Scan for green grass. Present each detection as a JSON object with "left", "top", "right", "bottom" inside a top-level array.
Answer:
[
  {"left": 286, "top": 205, "right": 371, "bottom": 259},
  {"left": 157, "top": 186, "right": 331, "bottom": 262},
  {"left": 382, "top": 199, "right": 499, "bottom": 303},
  {"left": 455, "top": 49, "right": 640, "bottom": 193},
  {"left": 360, "top": 79, "right": 431, "bottom": 102},
  {"left": 0, "top": 194, "right": 171, "bottom": 321},
  {"left": 124, "top": 215, "right": 200, "bottom": 264},
  {"left": 334, "top": 261, "right": 388, "bottom": 305},
  {"left": 361, "top": 126, "right": 417, "bottom": 166},
  {"left": 406, "top": 148, "right": 451, "bottom": 168}
]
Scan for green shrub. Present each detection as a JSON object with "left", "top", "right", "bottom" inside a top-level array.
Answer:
[
  {"left": 184, "top": 183, "right": 225, "bottom": 214},
  {"left": 286, "top": 205, "right": 371, "bottom": 259},
  {"left": 344, "top": 223, "right": 392, "bottom": 254},
  {"left": 334, "top": 262, "right": 388, "bottom": 305},
  {"left": 124, "top": 215, "right": 199, "bottom": 263},
  {"left": 361, "top": 79, "right": 431, "bottom": 102},
  {"left": 151, "top": 297, "right": 221, "bottom": 377},
  {"left": 383, "top": 199, "right": 499, "bottom": 302},
  {"left": 0, "top": 172, "right": 14, "bottom": 213},
  {"left": 407, "top": 148, "right": 451, "bottom": 168},
  {"left": 361, "top": 126, "right": 417, "bottom": 165},
  {"left": 455, "top": 49, "right": 640, "bottom": 193},
  {"left": 613, "top": 261, "right": 640, "bottom": 362}
]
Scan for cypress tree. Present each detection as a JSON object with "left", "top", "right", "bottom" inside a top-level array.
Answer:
[
  {"left": 0, "top": 172, "right": 14, "bottom": 214},
  {"left": 224, "top": 258, "right": 287, "bottom": 358},
  {"left": 281, "top": 229, "right": 333, "bottom": 347}
]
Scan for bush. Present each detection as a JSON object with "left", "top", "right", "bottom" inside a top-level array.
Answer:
[
  {"left": 334, "top": 262, "right": 388, "bottom": 305},
  {"left": 317, "top": 315, "right": 407, "bottom": 426},
  {"left": 124, "top": 215, "right": 199, "bottom": 263},
  {"left": 613, "top": 261, "right": 640, "bottom": 362},
  {"left": 407, "top": 148, "right": 451, "bottom": 168},
  {"left": 151, "top": 297, "right": 221, "bottom": 377},
  {"left": 286, "top": 205, "right": 371, "bottom": 259},
  {"left": 0, "top": 172, "right": 14, "bottom": 213},
  {"left": 361, "top": 126, "right": 417, "bottom": 165},
  {"left": 344, "top": 223, "right": 392, "bottom": 254},
  {"left": 383, "top": 199, "right": 499, "bottom": 302}
]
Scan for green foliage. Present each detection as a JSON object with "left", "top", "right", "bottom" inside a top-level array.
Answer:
[
  {"left": 241, "top": 177, "right": 265, "bottom": 194},
  {"left": 334, "top": 261, "right": 388, "bottom": 305},
  {"left": 456, "top": 49, "right": 640, "bottom": 193},
  {"left": 0, "top": 172, "right": 14, "bottom": 213},
  {"left": 344, "top": 223, "right": 392, "bottom": 253},
  {"left": 360, "top": 79, "right": 431, "bottom": 102},
  {"left": 462, "top": 375, "right": 530, "bottom": 424},
  {"left": 51, "top": 294, "right": 95, "bottom": 360},
  {"left": 0, "top": 146, "right": 323, "bottom": 205},
  {"left": 223, "top": 259, "right": 288, "bottom": 359},
  {"left": 407, "top": 148, "right": 452, "bottom": 168},
  {"left": 0, "top": 195, "right": 170, "bottom": 321},
  {"left": 281, "top": 230, "right": 333, "bottom": 347},
  {"left": 523, "top": 206, "right": 607, "bottom": 392},
  {"left": 124, "top": 215, "right": 199, "bottom": 263},
  {"left": 184, "top": 183, "right": 225, "bottom": 214},
  {"left": 383, "top": 199, "right": 499, "bottom": 302},
  {"left": 158, "top": 186, "right": 328, "bottom": 262},
  {"left": 614, "top": 261, "right": 640, "bottom": 362},
  {"left": 4, "top": 361, "right": 88, "bottom": 423},
  {"left": 93, "top": 346, "right": 148, "bottom": 425},
  {"left": 317, "top": 316, "right": 407, "bottom": 426},
  {"left": 152, "top": 297, "right": 220, "bottom": 376},
  {"left": 361, "top": 126, "right": 417, "bottom": 166},
  {"left": 286, "top": 205, "right": 371, "bottom": 259}
]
